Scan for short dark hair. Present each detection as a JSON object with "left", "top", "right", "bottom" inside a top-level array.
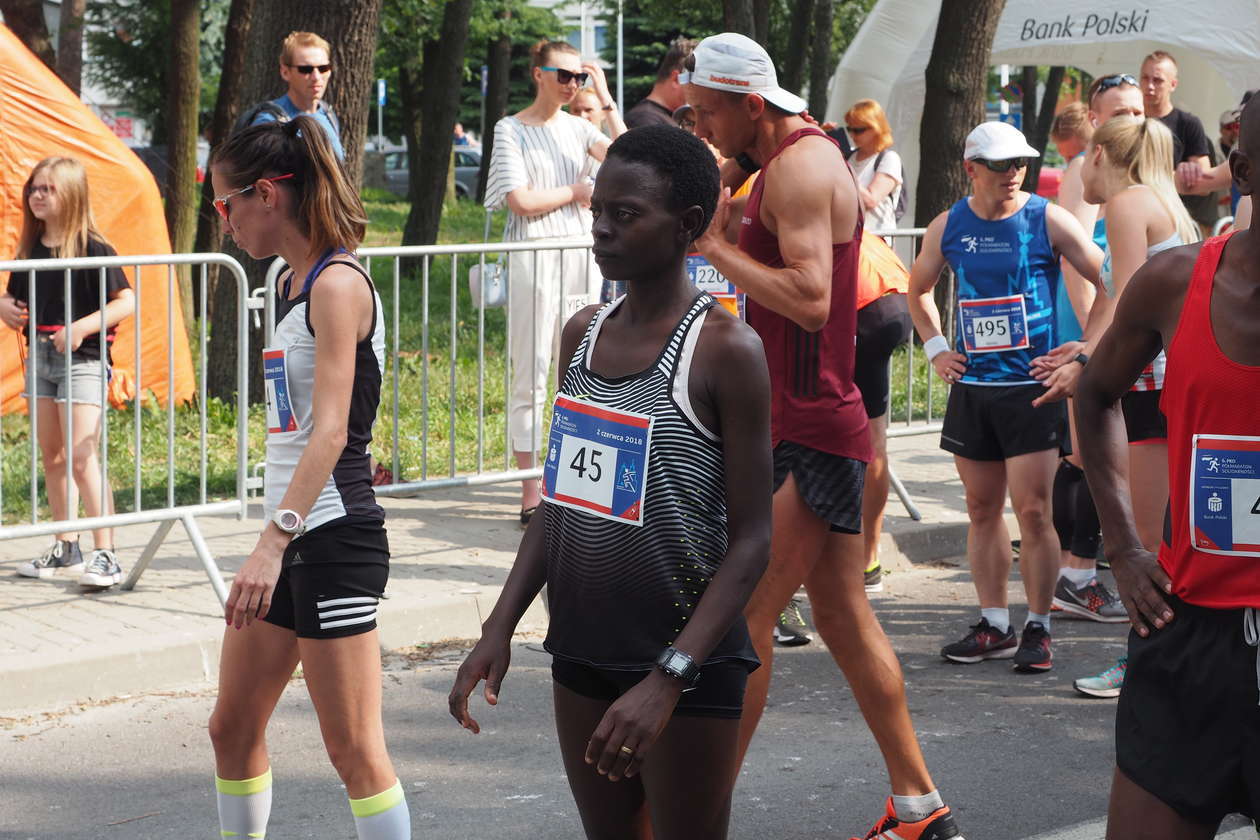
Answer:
[
  {"left": 656, "top": 37, "right": 697, "bottom": 82},
  {"left": 605, "top": 124, "right": 720, "bottom": 241}
]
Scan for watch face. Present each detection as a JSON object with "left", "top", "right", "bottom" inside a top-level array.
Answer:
[{"left": 278, "top": 511, "right": 300, "bottom": 531}]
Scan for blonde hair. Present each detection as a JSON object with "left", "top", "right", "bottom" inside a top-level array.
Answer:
[
  {"left": 1051, "top": 102, "right": 1091, "bottom": 144},
  {"left": 1091, "top": 116, "right": 1200, "bottom": 244},
  {"left": 844, "top": 99, "right": 894, "bottom": 152},
  {"left": 280, "top": 31, "right": 331, "bottom": 65},
  {"left": 212, "top": 116, "right": 367, "bottom": 255},
  {"left": 570, "top": 88, "right": 602, "bottom": 110},
  {"left": 18, "top": 157, "right": 106, "bottom": 259}
]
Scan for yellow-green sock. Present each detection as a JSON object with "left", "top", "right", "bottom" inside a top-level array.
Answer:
[{"left": 349, "top": 779, "right": 409, "bottom": 839}]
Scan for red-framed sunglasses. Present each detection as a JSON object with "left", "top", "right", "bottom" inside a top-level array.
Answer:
[{"left": 212, "top": 173, "right": 294, "bottom": 222}]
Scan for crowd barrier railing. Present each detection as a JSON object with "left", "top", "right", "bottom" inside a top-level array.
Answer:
[
  {"left": 0, "top": 253, "right": 251, "bottom": 605},
  {"left": 264, "top": 230, "right": 944, "bottom": 520}
]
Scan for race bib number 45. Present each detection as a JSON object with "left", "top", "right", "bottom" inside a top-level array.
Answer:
[
  {"left": 1190, "top": 434, "right": 1260, "bottom": 556},
  {"left": 263, "top": 347, "right": 297, "bottom": 434},
  {"left": 542, "top": 395, "right": 653, "bottom": 526},
  {"left": 959, "top": 294, "right": 1030, "bottom": 353}
]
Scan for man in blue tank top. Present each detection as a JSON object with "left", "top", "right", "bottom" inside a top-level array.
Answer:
[{"left": 909, "top": 121, "right": 1104, "bottom": 673}]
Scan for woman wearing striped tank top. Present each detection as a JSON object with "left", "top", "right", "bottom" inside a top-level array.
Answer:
[
  {"left": 451, "top": 126, "right": 772, "bottom": 839},
  {"left": 206, "top": 118, "right": 409, "bottom": 839}
]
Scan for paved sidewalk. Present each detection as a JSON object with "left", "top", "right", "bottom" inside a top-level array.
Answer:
[{"left": 0, "top": 431, "right": 985, "bottom": 716}]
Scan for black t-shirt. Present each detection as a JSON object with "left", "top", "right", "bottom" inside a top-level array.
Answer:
[
  {"left": 6, "top": 237, "right": 130, "bottom": 359},
  {"left": 1159, "top": 107, "right": 1217, "bottom": 225},
  {"left": 624, "top": 98, "right": 674, "bottom": 129}
]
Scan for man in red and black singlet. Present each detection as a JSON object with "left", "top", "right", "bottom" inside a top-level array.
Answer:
[
  {"left": 1076, "top": 95, "right": 1260, "bottom": 837},
  {"left": 686, "top": 33, "right": 963, "bottom": 840}
]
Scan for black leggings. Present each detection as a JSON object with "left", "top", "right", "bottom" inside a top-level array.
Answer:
[{"left": 1052, "top": 460, "right": 1101, "bottom": 559}]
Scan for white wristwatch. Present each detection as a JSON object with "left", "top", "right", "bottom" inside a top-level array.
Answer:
[{"left": 272, "top": 508, "right": 306, "bottom": 536}]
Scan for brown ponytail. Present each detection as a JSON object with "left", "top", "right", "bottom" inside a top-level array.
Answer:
[{"left": 210, "top": 116, "right": 367, "bottom": 254}]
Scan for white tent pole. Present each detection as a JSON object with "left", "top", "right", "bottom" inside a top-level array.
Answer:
[
  {"left": 1000, "top": 64, "right": 1009, "bottom": 117},
  {"left": 617, "top": 0, "right": 624, "bottom": 108}
]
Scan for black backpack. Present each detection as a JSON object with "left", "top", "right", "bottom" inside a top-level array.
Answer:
[
  {"left": 231, "top": 98, "right": 341, "bottom": 137},
  {"left": 848, "top": 148, "right": 908, "bottom": 223}
]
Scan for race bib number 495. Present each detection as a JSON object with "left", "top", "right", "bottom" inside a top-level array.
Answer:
[
  {"left": 1190, "top": 434, "right": 1260, "bottom": 556},
  {"left": 959, "top": 294, "right": 1030, "bottom": 353},
  {"left": 542, "top": 395, "right": 653, "bottom": 526}
]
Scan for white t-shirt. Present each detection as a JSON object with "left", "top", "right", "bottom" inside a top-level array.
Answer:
[
  {"left": 483, "top": 113, "right": 606, "bottom": 241},
  {"left": 849, "top": 148, "right": 903, "bottom": 233}
]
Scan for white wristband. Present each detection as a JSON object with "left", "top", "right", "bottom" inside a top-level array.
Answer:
[{"left": 923, "top": 335, "right": 951, "bottom": 361}]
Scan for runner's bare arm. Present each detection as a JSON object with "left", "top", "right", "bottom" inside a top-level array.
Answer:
[
  {"left": 694, "top": 143, "right": 839, "bottom": 331},
  {"left": 1046, "top": 202, "right": 1104, "bottom": 293},
  {"left": 1075, "top": 250, "right": 1195, "bottom": 635},
  {"left": 907, "top": 213, "right": 965, "bottom": 382},
  {"left": 448, "top": 305, "right": 600, "bottom": 733},
  {"left": 585, "top": 311, "right": 772, "bottom": 780},
  {"left": 1056, "top": 157, "right": 1100, "bottom": 330}
]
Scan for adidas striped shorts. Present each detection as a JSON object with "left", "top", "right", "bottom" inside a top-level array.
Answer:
[{"left": 264, "top": 517, "right": 390, "bottom": 639}]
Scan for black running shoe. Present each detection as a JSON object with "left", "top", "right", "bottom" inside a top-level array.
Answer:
[
  {"left": 1013, "top": 621, "right": 1053, "bottom": 672},
  {"left": 864, "top": 563, "right": 884, "bottom": 593},
  {"left": 774, "top": 597, "right": 812, "bottom": 646},
  {"left": 940, "top": 617, "right": 1017, "bottom": 663}
]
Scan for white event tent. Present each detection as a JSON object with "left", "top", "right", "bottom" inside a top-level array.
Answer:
[{"left": 824, "top": 0, "right": 1260, "bottom": 222}]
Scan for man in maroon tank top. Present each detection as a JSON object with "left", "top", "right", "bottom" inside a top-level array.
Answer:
[
  {"left": 684, "top": 33, "right": 964, "bottom": 840},
  {"left": 1076, "top": 96, "right": 1260, "bottom": 838}
]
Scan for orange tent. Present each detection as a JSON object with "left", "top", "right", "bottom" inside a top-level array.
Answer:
[{"left": 0, "top": 23, "right": 194, "bottom": 414}]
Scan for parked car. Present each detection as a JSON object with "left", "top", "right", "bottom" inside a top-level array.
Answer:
[{"left": 383, "top": 147, "right": 480, "bottom": 200}]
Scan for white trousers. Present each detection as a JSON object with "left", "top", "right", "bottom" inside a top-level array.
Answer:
[{"left": 507, "top": 245, "right": 600, "bottom": 454}]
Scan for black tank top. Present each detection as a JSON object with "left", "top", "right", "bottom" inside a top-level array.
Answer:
[{"left": 542, "top": 294, "right": 759, "bottom": 671}]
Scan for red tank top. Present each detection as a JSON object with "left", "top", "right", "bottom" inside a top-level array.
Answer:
[
  {"left": 1159, "top": 233, "right": 1260, "bottom": 608},
  {"left": 739, "top": 127, "right": 872, "bottom": 462}
]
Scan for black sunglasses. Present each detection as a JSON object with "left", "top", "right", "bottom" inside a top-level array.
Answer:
[
  {"left": 541, "top": 66, "right": 589, "bottom": 86},
  {"left": 288, "top": 63, "right": 332, "bottom": 75},
  {"left": 975, "top": 158, "right": 1031, "bottom": 173},
  {"left": 1097, "top": 74, "right": 1138, "bottom": 92},
  {"left": 846, "top": 126, "right": 869, "bottom": 134}
]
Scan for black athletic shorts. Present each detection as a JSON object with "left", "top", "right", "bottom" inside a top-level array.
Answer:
[
  {"left": 1121, "top": 389, "right": 1168, "bottom": 444},
  {"left": 1116, "top": 597, "right": 1260, "bottom": 824},
  {"left": 551, "top": 658, "right": 749, "bottom": 719},
  {"left": 262, "top": 517, "right": 389, "bottom": 640},
  {"left": 940, "top": 383, "right": 1066, "bottom": 462},
  {"left": 772, "top": 441, "right": 866, "bottom": 534},
  {"left": 854, "top": 293, "right": 913, "bottom": 419}
]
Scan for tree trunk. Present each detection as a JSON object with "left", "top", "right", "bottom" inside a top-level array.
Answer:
[
  {"left": 165, "top": 0, "right": 200, "bottom": 343},
  {"left": 55, "top": 0, "right": 86, "bottom": 94},
  {"left": 1023, "top": 65, "right": 1065, "bottom": 193},
  {"left": 807, "top": 0, "right": 833, "bottom": 118},
  {"left": 475, "top": 27, "right": 512, "bottom": 206},
  {"left": 206, "top": 0, "right": 381, "bottom": 402},
  {"left": 752, "top": 0, "right": 770, "bottom": 44},
  {"left": 1, "top": 0, "right": 55, "bottom": 69},
  {"left": 723, "top": 0, "right": 755, "bottom": 37},
  {"left": 780, "top": 0, "right": 813, "bottom": 95},
  {"left": 916, "top": 0, "right": 1006, "bottom": 330},
  {"left": 403, "top": 0, "right": 474, "bottom": 247}
]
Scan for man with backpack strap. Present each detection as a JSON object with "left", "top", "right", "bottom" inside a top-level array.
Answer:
[{"left": 235, "top": 31, "right": 344, "bottom": 161}]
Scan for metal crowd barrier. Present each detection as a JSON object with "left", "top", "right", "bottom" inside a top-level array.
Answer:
[
  {"left": 264, "top": 238, "right": 597, "bottom": 498},
  {"left": 0, "top": 253, "right": 251, "bottom": 605}
]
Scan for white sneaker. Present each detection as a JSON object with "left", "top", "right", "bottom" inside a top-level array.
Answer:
[
  {"left": 78, "top": 549, "right": 123, "bottom": 589},
  {"left": 17, "top": 540, "right": 85, "bottom": 579}
]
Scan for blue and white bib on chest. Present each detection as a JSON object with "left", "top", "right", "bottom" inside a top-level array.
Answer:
[{"left": 1191, "top": 434, "right": 1260, "bottom": 557}]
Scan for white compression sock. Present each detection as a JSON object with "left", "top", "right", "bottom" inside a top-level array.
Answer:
[
  {"left": 1027, "top": 612, "right": 1051, "bottom": 632},
  {"left": 1060, "top": 565, "right": 1096, "bottom": 587},
  {"left": 892, "top": 789, "right": 945, "bottom": 823},
  {"left": 350, "top": 779, "right": 410, "bottom": 840},
  {"left": 980, "top": 607, "right": 1010, "bottom": 633},
  {"left": 216, "top": 768, "right": 272, "bottom": 838}
]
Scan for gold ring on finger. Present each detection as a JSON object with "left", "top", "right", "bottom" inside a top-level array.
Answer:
[{"left": 619, "top": 745, "right": 634, "bottom": 756}]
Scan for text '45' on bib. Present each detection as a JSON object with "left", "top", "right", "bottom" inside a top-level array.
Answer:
[
  {"left": 1191, "top": 434, "right": 1260, "bottom": 557},
  {"left": 542, "top": 394, "right": 653, "bottom": 527},
  {"left": 959, "top": 294, "right": 1030, "bottom": 353},
  {"left": 263, "top": 347, "right": 298, "bottom": 434}
]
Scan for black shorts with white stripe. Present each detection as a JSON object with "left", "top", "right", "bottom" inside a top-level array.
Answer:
[{"left": 263, "top": 516, "right": 389, "bottom": 639}]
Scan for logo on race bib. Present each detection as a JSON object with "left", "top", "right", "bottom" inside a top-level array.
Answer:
[
  {"left": 1190, "top": 434, "right": 1260, "bottom": 556},
  {"left": 618, "top": 463, "right": 638, "bottom": 493},
  {"left": 1208, "top": 492, "right": 1224, "bottom": 513}
]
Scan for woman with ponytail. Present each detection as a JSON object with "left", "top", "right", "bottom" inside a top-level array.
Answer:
[
  {"left": 1034, "top": 115, "right": 1200, "bottom": 699},
  {"left": 483, "top": 39, "right": 622, "bottom": 525},
  {"left": 206, "top": 116, "right": 409, "bottom": 839}
]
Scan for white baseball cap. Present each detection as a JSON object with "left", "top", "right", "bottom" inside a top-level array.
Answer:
[
  {"left": 963, "top": 121, "right": 1040, "bottom": 161},
  {"left": 678, "top": 33, "right": 807, "bottom": 115}
]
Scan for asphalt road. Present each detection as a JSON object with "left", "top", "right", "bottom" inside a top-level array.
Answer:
[{"left": 1, "top": 561, "right": 1252, "bottom": 839}]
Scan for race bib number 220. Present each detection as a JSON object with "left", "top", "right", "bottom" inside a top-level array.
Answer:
[{"left": 542, "top": 395, "right": 653, "bottom": 526}]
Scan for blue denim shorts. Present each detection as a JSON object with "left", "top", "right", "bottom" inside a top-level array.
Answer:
[{"left": 22, "top": 336, "right": 108, "bottom": 406}]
